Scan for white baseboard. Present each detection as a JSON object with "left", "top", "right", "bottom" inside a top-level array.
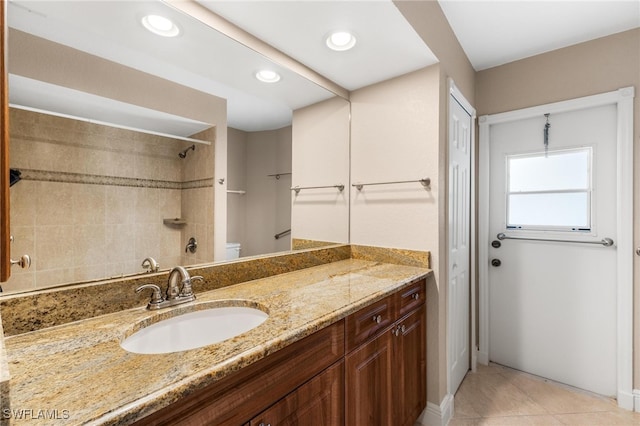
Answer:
[
  {"left": 418, "top": 393, "right": 454, "bottom": 426},
  {"left": 615, "top": 388, "right": 633, "bottom": 411},
  {"left": 633, "top": 389, "right": 640, "bottom": 412},
  {"left": 477, "top": 350, "right": 489, "bottom": 365}
]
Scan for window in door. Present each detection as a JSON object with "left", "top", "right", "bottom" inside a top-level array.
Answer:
[{"left": 505, "top": 147, "right": 592, "bottom": 232}]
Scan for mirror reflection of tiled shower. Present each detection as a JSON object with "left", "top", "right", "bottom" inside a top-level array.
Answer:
[{"left": 7, "top": 108, "right": 215, "bottom": 292}]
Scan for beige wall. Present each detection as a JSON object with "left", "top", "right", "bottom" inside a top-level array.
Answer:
[
  {"left": 227, "top": 128, "right": 247, "bottom": 249},
  {"left": 476, "top": 29, "right": 639, "bottom": 115},
  {"left": 350, "top": 67, "right": 440, "bottom": 253},
  {"left": 475, "top": 28, "right": 640, "bottom": 389},
  {"left": 227, "top": 126, "right": 292, "bottom": 258},
  {"left": 291, "top": 96, "right": 350, "bottom": 244},
  {"left": 244, "top": 126, "right": 292, "bottom": 256}
]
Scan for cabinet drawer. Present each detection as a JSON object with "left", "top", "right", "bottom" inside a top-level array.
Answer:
[
  {"left": 397, "top": 278, "right": 425, "bottom": 318},
  {"left": 346, "top": 295, "right": 394, "bottom": 352}
]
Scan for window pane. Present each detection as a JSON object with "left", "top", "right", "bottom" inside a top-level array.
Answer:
[
  {"left": 508, "top": 192, "right": 589, "bottom": 229},
  {"left": 508, "top": 149, "right": 590, "bottom": 192}
]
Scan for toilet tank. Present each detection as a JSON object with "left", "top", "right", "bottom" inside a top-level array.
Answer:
[{"left": 226, "top": 243, "right": 241, "bottom": 260}]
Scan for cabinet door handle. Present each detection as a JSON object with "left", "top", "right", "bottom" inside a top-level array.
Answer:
[
  {"left": 372, "top": 314, "right": 382, "bottom": 324},
  {"left": 259, "top": 423, "right": 271, "bottom": 426},
  {"left": 411, "top": 293, "right": 420, "bottom": 300}
]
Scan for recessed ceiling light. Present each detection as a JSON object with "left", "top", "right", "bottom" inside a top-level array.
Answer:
[
  {"left": 326, "top": 31, "right": 356, "bottom": 51},
  {"left": 255, "top": 70, "right": 281, "bottom": 83},
  {"left": 142, "top": 15, "right": 180, "bottom": 37}
]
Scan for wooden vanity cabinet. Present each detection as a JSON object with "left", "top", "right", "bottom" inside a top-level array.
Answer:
[
  {"left": 345, "top": 278, "right": 426, "bottom": 426},
  {"left": 135, "top": 278, "right": 425, "bottom": 426},
  {"left": 136, "top": 320, "right": 344, "bottom": 426}
]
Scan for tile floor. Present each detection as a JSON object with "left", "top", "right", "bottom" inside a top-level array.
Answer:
[{"left": 450, "top": 363, "right": 640, "bottom": 425}]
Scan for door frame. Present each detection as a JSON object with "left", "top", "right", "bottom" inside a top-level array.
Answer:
[
  {"left": 447, "top": 79, "right": 476, "bottom": 395},
  {"left": 477, "top": 87, "right": 635, "bottom": 409}
]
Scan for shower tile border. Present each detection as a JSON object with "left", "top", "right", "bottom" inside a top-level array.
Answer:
[{"left": 18, "top": 169, "right": 214, "bottom": 190}]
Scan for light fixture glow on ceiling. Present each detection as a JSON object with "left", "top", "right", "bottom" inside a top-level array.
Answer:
[
  {"left": 255, "top": 70, "right": 281, "bottom": 83},
  {"left": 142, "top": 15, "right": 180, "bottom": 37},
  {"left": 326, "top": 31, "right": 356, "bottom": 51}
]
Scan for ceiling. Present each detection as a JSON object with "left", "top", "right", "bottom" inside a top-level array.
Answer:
[
  {"left": 7, "top": 1, "right": 639, "bottom": 134},
  {"left": 198, "top": 0, "right": 438, "bottom": 91},
  {"left": 437, "top": 0, "right": 640, "bottom": 71},
  {"left": 6, "top": 0, "right": 436, "bottom": 134}
]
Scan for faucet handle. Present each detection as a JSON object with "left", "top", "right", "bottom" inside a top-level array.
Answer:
[
  {"left": 141, "top": 257, "right": 159, "bottom": 273},
  {"left": 136, "top": 284, "right": 164, "bottom": 308},
  {"left": 180, "top": 276, "right": 204, "bottom": 298}
]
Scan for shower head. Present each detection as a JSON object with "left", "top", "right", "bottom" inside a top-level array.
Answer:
[{"left": 178, "top": 144, "right": 195, "bottom": 159}]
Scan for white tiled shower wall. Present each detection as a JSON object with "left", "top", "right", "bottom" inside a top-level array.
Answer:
[{"left": 7, "top": 108, "right": 215, "bottom": 293}]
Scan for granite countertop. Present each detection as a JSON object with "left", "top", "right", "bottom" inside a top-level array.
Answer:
[{"left": 3, "top": 259, "right": 430, "bottom": 425}]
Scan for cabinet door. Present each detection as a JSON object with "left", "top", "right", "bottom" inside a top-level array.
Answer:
[
  {"left": 394, "top": 306, "right": 426, "bottom": 426},
  {"left": 250, "top": 361, "right": 344, "bottom": 426},
  {"left": 345, "top": 328, "right": 394, "bottom": 426}
]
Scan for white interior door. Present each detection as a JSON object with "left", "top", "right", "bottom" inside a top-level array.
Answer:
[
  {"left": 448, "top": 91, "right": 472, "bottom": 394},
  {"left": 487, "top": 104, "right": 617, "bottom": 397}
]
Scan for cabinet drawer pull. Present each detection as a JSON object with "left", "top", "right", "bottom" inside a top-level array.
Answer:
[
  {"left": 412, "top": 293, "right": 420, "bottom": 300},
  {"left": 392, "top": 324, "right": 406, "bottom": 337},
  {"left": 259, "top": 423, "right": 271, "bottom": 426},
  {"left": 372, "top": 314, "right": 382, "bottom": 324}
]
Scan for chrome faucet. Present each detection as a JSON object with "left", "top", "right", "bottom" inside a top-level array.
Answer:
[
  {"left": 141, "top": 257, "right": 160, "bottom": 273},
  {"left": 136, "top": 266, "right": 204, "bottom": 310},
  {"left": 167, "top": 266, "right": 202, "bottom": 300}
]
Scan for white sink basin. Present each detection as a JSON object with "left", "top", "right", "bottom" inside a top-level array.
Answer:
[{"left": 121, "top": 305, "right": 268, "bottom": 354}]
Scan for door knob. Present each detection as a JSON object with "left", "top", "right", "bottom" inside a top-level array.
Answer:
[
  {"left": 636, "top": 247, "right": 640, "bottom": 256},
  {"left": 491, "top": 258, "right": 501, "bottom": 267}
]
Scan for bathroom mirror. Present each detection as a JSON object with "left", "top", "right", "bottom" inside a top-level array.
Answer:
[{"left": 0, "top": 0, "right": 350, "bottom": 293}]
